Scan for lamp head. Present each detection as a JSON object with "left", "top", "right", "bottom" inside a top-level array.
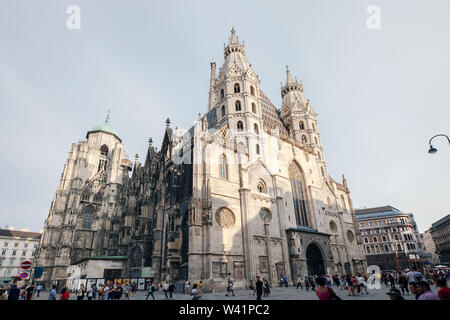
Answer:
[{"left": 428, "top": 145, "right": 438, "bottom": 154}]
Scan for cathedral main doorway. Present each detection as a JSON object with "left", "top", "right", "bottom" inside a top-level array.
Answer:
[{"left": 306, "top": 243, "right": 325, "bottom": 276}]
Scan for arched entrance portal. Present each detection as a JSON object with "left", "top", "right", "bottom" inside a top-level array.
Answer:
[{"left": 306, "top": 243, "right": 325, "bottom": 276}]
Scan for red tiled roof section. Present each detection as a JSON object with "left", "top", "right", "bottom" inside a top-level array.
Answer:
[
  {"left": 259, "top": 90, "right": 290, "bottom": 139},
  {"left": 0, "top": 229, "right": 41, "bottom": 239}
]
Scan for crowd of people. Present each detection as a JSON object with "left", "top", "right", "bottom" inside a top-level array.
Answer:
[{"left": 1, "top": 267, "right": 448, "bottom": 301}]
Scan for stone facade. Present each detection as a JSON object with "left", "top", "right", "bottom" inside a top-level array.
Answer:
[{"left": 35, "top": 29, "right": 366, "bottom": 290}]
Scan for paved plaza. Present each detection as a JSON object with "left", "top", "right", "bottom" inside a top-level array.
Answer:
[{"left": 30, "top": 284, "right": 441, "bottom": 301}]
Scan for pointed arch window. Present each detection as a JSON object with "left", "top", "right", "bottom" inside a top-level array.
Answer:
[
  {"left": 100, "top": 144, "right": 109, "bottom": 156},
  {"left": 254, "top": 123, "right": 259, "bottom": 135},
  {"left": 221, "top": 106, "right": 226, "bottom": 117},
  {"left": 257, "top": 180, "right": 267, "bottom": 193},
  {"left": 237, "top": 121, "right": 244, "bottom": 132},
  {"left": 250, "top": 86, "right": 255, "bottom": 96},
  {"left": 220, "top": 89, "right": 225, "bottom": 99},
  {"left": 219, "top": 154, "right": 228, "bottom": 180},
  {"left": 288, "top": 162, "right": 309, "bottom": 227},
  {"left": 341, "top": 195, "right": 346, "bottom": 212},
  {"left": 252, "top": 103, "right": 256, "bottom": 113},
  {"left": 234, "top": 83, "right": 240, "bottom": 93},
  {"left": 235, "top": 100, "right": 241, "bottom": 111},
  {"left": 299, "top": 121, "right": 305, "bottom": 130},
  {"left": 301, "top": 135, "right": 307, "bottom": 143},
  {"left": 82, "top": 206, "right": 94, "bottom": 229}
]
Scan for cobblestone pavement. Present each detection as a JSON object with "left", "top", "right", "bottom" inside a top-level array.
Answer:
[{"left": 31, "top": 284, "right": 441, "bottom": 301}]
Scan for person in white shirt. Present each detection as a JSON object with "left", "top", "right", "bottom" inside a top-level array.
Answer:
[
  {"left": 406, "top": 269, "right": 416, "bottom": 283},
  {"left": 185, "top": 280, "right": 191, "bottom": 294}
]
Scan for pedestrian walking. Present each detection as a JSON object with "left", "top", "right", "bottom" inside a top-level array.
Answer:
[
  {"left": 296, "top": 275, "right": 303, "bottom": 289},
  {"left": 146, "top": 282, "right": 155, "bottom": 300},
  {"left": 36, "top": 284, "right": 43, "bottom": 297},
  {"left": 7, "top": 284, "right": 20, "bottom": 300},
  {"left": 26, "top": 283, "right": 35, "bottom": 300},
  {"left": 48, "top": 285, "right": 57, "bottom": 300},
  {"left": 248, "top": 280, "right": 255, "bottom": 295},
  {"left": 123, "top": 282, "right": 130, "bottom": 300},
  {"left": 263, "top": 279, "right": 270, "bottom": 296},
  {"left": 131, "top": 281, "right": 137, "bottom": 297},
  {"left": 185, "top": 280, "right": 191, "bottom": 294},
  {"left": 169, "top": 281, "right": 175, "bottom": 299},
  {"left": 225, "top": 277, "right": 235, "bottom": 296},
  {"left": 254, "top": 276, "right": 263, "bottom": 301},
  {"left": 77, "top": 284, "right": 85, "bottom": 301},
  {"left": 305, "top": 276, "right": 310, "bottom": 291},
  {"left": 398, "top": 272, "right": 409, "bottom": 295},
  {"left": 60, "top": 287, "right": 70, "bottom": 300},
  {"left": 163, "top": 281, "right": 169, "bottom": 299},
  {"left": 191, "top": 283, "right": 202, "bottom": 300}
]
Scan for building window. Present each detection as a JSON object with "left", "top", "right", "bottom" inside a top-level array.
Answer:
[
  {"left": 382, "top": 236, "right": 387, "bottom": 242},
  {"left": 24, "top": 243, "right": 28, "bottom": 248},
  {"left": 237, "top": 121, "right": 244, "bottom": 131},
  {"left": 220, "top": 89, "right": 224, "bottom": 99},
  {"left": 9, "top": 258, "right": 14, "bottom": 265},
  {"left": 256, "top": 144, "right": 260, "bottom": 154},
  {"left": 301, "top": 135, "right": 307, "bottom": 143},
  {"left": 289, "top": 162, "right": 309, "bottom": 227},
  {"left": 364, "top": 237, "right": 369, "bottom": 243},
  {"left": 312, "top": 123, "right": 316, "bottom": 131},
  {"left": 252, "top": 103, "right": 256, "bottom": 113},
  {"left": 234, "top": 83, "right": 240, "bottom": 93},
  {"left": 257, "top": 180, "right": 267, "bottom": 193},
  {"left": 221, "top": 106, "right": 226, "bottom": 117},
  {"left": 373, "top": 237, "right": 378, "bottom": 242},
  {"left": 299, "top": 121, "right": 305, "bottom": 130},
  {"left": 235, "top": 100, "right": 241, "bottom": 111},
  {"left": 394, "top": 235, "right": 399, "bottom": 241},
  {"left": 317, "top": 152, "right": 321, "bottom": 160},
  {"left": 97, "top": 159, "right": 107, "bottom": 172},
  {"left": 14, "top": 243, "right": 18, "bottom": 247},
  {"left": 254, "top": 124, "right": 259, "bottom": 135},
  {"left": 366, "top": 247, "right": 371, "bottom": 254},
  {"left": 3, "top": 242, "right": 7, "bottom": 247},
  {"left": 360, "top": 222, "right": 365, "bottom": 228},
  {"left": 82, "top": 206, "right": 95, "bottom": 229},
  {"left": 259, "top": 256, "right": 268, "bottom": 272},
  {"left": 12, "top": 250, "right": 16, "bottom": 256},
  {"left": 250, "top": 86, "right": 255, "bottom": 96},
  {"left": 219, "top": 154, "right": 228, "bottom": 180},
  {"left": 321, "top": 167, "right": 325, "bottom": 177},
  {"left": 100, "top": 144, "right": 109, "bottom": 156},
  {"left": 384, "top": 244, "right": 390, "bottom": 252},
  {"left": 22, "top": 251, "right": 26, "bottom": 256},
  {"left": 314, "top": 137, "right": 318, "bottom": 145}
]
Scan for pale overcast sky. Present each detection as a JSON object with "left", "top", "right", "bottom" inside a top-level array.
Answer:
[{"left": 0, "top": 0, "right": 448, "bottom": 233}]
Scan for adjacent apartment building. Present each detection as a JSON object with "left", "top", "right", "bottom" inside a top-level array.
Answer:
[
  {"left": 422, "top": 229, "right": 440, "bottom": 266},
  {"left": 355, "top": 206, "right": 423, "bottom": 270},
  {"left": 430, "top": 214, "right": 450, "bottom": 265},
  {"left": 0, "top": 227, "right": 42, "bottom": 285}
]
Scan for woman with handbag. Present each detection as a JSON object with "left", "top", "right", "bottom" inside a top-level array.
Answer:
[{"left": 315, "top": 276, "right": 342, "bottom": 300}]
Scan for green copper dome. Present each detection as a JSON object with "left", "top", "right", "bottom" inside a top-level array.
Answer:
[{"left": 87, "top": 111, "right": 121, "bottom": 142}]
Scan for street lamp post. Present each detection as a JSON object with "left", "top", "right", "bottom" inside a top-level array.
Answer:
[{"left": 428, "top": 134, "right": 449, "bottom": 154}]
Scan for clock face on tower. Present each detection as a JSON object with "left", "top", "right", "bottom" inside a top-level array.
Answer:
[{"left": 260, "top": 208, "right": 272, "bottom": 223}]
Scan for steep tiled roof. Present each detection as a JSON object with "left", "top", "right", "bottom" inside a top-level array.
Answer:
[
  {"left": 0, "top": 229, "right": 41, "bottom": 239},
  {"left": 259, "top": 89, "right": 289, "bottom": 139}
]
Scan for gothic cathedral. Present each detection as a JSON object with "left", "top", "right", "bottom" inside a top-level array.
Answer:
[{"left": 35, "top": 28, "right": 367, "bottom": 290}]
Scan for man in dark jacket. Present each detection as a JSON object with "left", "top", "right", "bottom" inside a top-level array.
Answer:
[{"left": 7, "top": 284, "right": 20, "bottom": 300}]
